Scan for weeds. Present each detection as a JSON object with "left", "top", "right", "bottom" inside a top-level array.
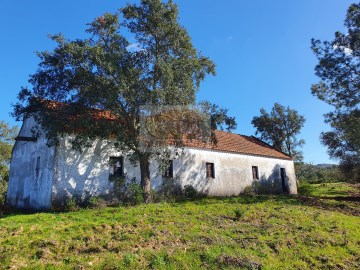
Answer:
[
  {"left": 65, "top": 197, "right": 79, "bottom": 212},
  {"left": 0, "top": 187, "right": 359, "bottom": 269},
  {"left": 234, "top": 208, "right": 244, "bottom": 220},
  {"left": 88, "top": 197, "right": 107, "bottom": 208},
  {"left": 0, "top": 180, "right": 7, "bottom": 206}
]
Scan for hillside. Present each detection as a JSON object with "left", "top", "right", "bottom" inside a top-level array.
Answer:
[{"left": 0, "top": 183, "right": 359, "bottom": 269}]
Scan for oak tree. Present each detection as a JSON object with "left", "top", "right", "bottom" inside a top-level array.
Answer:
[
  {"left": 13, "top": 0, "right": 234, "bottom": 202},
  {"left": 251, "top": 103, "right": 305, "bottom": 161},
  {"left": 311, "top": 2, "right": 360, "bottom": 181},
  {"left": 0, "top": 121, "right": 18, "bottom": 204}
]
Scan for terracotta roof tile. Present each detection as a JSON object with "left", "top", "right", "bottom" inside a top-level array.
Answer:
[
  {"left": 33, "top": 100, "right": 292, "bottom": 160},
  {"left": 183, "top": 130, "right": 292, "bottom": 160}
]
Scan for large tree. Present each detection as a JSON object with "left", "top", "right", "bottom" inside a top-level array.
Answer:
[
  {"left": 0, "top": 121, "right": 18, "bottom": 204},
  {"left": 311, "top": 2, "right": 360, "bottom": 181},
  {"left": 251, "top": 103, "right": 305, "bottom": 161},
  {"left": 13, "top": 0, "right": 234, "bottom": 202}
]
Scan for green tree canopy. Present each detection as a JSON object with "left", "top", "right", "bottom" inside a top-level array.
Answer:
[
  {"left": 311, "top": 2, "right": 360, "bottom": 181},
  {"left": 12, "top": 0, "right": 235, "bottom": 202},
  {"left": 0, "top": 121, "right": 18, "bottom": 205},
  {"left": 0, "top": 121, "right": 18, "bottom": 182},
  {"left": 251, "top": 103, "right": 305, "bottom": 161}
]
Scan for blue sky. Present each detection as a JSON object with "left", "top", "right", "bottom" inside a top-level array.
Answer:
[{"left": 0, "top": 0, "right": 355, "bottom": 164}]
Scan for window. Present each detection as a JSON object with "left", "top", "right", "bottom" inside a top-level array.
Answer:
[
  {"left": 206, "top": 163, "right": 215, "bottom": 178},
  {"left": 163, "top": 160, "right": 174, "bottom": 178},
  {"left": 109, "top": 157, "right": 123, "bottom": 177},
  {"left": 35, "top": 156, "right": 40, "bottom": 178},
  {"left": 252, "top": 166, "right": 259, "bottom": 180}
]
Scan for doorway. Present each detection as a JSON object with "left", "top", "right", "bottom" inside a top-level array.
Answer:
[{"left": 280, "top": 168, "right": 288, "bottom": 193}]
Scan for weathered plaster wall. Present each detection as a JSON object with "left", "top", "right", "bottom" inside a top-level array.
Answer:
[
  {"left": 8, "top": 116, "right": 297, "bottom": 210},
  {"left": 7, "top": 117, "right": 55, "bottom": 210},
  {"left": 52, "top": 136, "right": 169, "bottom": 206},
  {"left": 53, "top": 137, "right": 297, "bottom": 208},
  {"left": 174, "top": 148, "right": 297, "bottom": 196},
  {"left": 52, "top": 136, "right": 137, "bottom": 207}
]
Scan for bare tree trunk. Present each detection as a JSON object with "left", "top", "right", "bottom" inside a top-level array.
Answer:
[{"left": 139, "top": 155, "right": 151, "bottom": 203}]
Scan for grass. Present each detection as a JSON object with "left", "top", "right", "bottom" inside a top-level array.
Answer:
[
  {"left": 0, "top": 183, "right": 359, "bottom": 269},
  {"left": 298, "top": 182, "right": 359, "bottom": 197}
]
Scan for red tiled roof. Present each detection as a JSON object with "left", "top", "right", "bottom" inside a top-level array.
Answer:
[
  {"left": 33, "top": 100, "right": 292, "bottom": 160},
  {"left": 37, "top": 99, "right": 118, "bottom": 121},
  {"left": 183, "top": 130, "right": 292, "bottom": 160}
]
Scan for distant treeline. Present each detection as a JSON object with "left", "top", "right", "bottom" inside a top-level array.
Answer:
[{"left": 295, "top": 163, "right": 347, "bottom": 183}]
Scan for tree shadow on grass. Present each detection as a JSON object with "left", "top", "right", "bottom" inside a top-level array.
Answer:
[
  {"left": 169, "top": 194, "right": 302, "bottom": 206},
  {"left": 2, "top": 194, "right": 359, "bottom": 219},
  {"left": 172, "top": 194, "right": 360, "bottom": 217},
  {"left": 295, "top": 196, "right": 360, "bottom": 216},
  {"left": 0, "top": 204, "right": 43, "bottom": 218}
]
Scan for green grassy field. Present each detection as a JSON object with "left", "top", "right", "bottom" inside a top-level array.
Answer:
[
  {"left": 0, "top": 183, "right": 359, "bottom": 269},
  {"left": 298, "top": 182, "right": 359, "bottom": 198}
]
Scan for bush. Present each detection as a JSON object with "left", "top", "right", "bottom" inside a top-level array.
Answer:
[
  {"left": 152, "top": 180, "right": 204, "bottom": 203},
  {"left": 88, "top": 196, "right": 107, "bottom": 208},
  {"left": 183, "top": 185, "right": 199, "bottom": 200},
  {"left": 65, "top": 197, "right": 79, "bottom": 212},
  {"left": 240, "top": 180, "right": 280, "bottom": 195},
  {"left": 110, "top": 175, "right": 127, "bottom": 199},
  {"left": 126, "top": 182, "right": 143, "bottom": 205},
  {"left": 241, "top": 185, "right": 255, "bottom": 196},
  {"left": 295, "top": 162, "right": 346, "bottom": 184},
  {"left": 153, "top": 178, "right": 183, "bottom": 203},
  {"left": 252, "top": 181, "right": 273, "bottom": 195},
  {"left": 234, "top": 208, "right": 244, "bottom": 220},
  {"left": 109, "top": 175, "right": 143, "bottom": 205},
  {"left": 0, "top": 180, "right": 7, "bottom": 206}
]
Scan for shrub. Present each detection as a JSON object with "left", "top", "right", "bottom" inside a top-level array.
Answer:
[
  {"left": 251, "top": 180, "right": 280, "bottom": 195},
  {"left": 110, "top": 175, "right": 143, "bottom": 205},
  {"left": 65, "top": 197, "right": 79, "bottom": 212},
  {"left": 241, "top": 185, "right": 255, "bottom": 196},
  {"left": 241, "top": 180, "right": 281, "bottom": 195},
  {"left": 295, "top": 162, "right": 346, "bottom": 184},
  {"left": 183, "top": 185, "right": 199, "bottom": 200},
  {"left": 234, "top": 208, "right": 244, "bottom": 220},
  {"left": 126, "top": 182, "right": 144, "bottom": 205},
  {"left": 153, "top": 178, "right": 183, "bottom": 203},
  {"left": 153, "top": 180, "right": 204, "bottom": 203},
  {"left": 88, "top": 196, "right": 107, "bottom": 208},
  {"left": 110, "top": 175, "right": 127, "bottom": 199},
  {"left": 0, "top": 180, "right": 7, "bottom": 206}
]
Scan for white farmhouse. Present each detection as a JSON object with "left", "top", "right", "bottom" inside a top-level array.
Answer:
[{"left": 7, "top": 115, "right": 297, "bottom": 210}]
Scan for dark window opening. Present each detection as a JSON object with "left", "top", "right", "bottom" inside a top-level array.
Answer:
[
  {"left": 206, "top": 163, "right": 215, "bottom": 178},
  {"left": 252, "top": 166, "right": 259, "bottom": 180},
  {"left": 109, "top": 157, "right": 124, "bottom": 177},
  {"left": 163, "top": 160, "right": 174, "bottom": 178},
  {"left": 35, "top": 156, "right": 40, "bottom": 178},
  {"left": 280, "top": 168, "right": 288, "bottom": 193}
]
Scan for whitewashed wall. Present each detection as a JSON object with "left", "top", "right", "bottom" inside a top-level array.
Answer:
[
  {"left": 52, "top": 136, "right": 171, "bottom": 207},
  {"left": 174, "top": 148, "right": 297, "bottom": 196},
  {"left": 7, "top": 117, "right": 55, "bottom": 210},
  {"left": 52, "top": 137, "right": 297, "bottom": 207},
  {"left": 8, "top": 119, "right": 297, "bottom": 210}
]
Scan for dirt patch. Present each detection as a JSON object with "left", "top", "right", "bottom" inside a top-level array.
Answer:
[
  {"left": 218, "top": 255, "right": 262, "bottom": 269},
  {"left": 297, "top": 196, "right": 360, "bottom": 216},
  {"left": 348, "top": 183, "right": 360, "bottom": 197}
]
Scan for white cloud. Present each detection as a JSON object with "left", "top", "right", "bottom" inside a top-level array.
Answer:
[
  {"left": 126, "top": 42, "right": 143, "bottom": 52},
  {"left": 333, "top": 44, "right": 353, "bottom": 55}
]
